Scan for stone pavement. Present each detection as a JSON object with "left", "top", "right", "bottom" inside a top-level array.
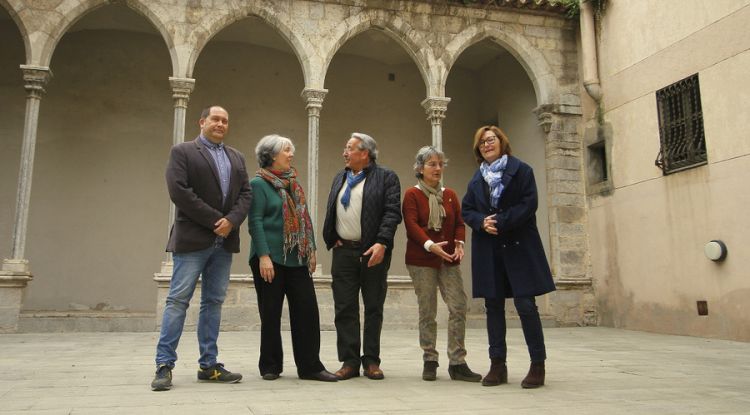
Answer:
[{"left": 1, "top": 327, "right": 748, "bottom": 414}]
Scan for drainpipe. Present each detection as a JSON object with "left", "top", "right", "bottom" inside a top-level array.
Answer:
[{"left": 580, "top": 0, "right": 602, "bottom": 102}]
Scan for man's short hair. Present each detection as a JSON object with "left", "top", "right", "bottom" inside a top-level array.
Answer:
[
  {"left": 351, "top": 132, "right": 378, "bottom": 161},
  {"left": 200, "top": 105, "right": 222, "bottom": 119}
]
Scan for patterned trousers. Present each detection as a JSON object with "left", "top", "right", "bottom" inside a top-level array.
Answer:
[{"left": 406, "top": 264, "right": 469, "bottom": 365}]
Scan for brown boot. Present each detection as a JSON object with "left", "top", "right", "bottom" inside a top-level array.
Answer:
[
  {"left": 481, "top": 358, "right": 507, "bottom": 386},
  {"left": 521, "top": 361, "right": 545, "bottom": 388}
]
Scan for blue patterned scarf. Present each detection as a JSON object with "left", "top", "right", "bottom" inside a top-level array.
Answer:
[
  {"left": 340, "top": 170, "right": 366, "bottom": 209},
  {"left": 480, "top": 155, "right": 508, "bottom": 209}
]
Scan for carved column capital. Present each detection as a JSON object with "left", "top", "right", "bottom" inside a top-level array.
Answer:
[
  {"left": 20, "top": 65, "right": 52, "bottom": 99},
  {"left": 533, "top": 103, "right": 583, "bottom": 133},
  {"left": 533, "top": 103, "right": 557, "bottom": 133},
  {"left": 169, "top": 77, "right": 195, "bottom": 109},
  {"left": 421, "top": 96, "right": 451, "bottom": 124},
  {"left": 301, "top": 88, "right": 328, "bottom": 116}
]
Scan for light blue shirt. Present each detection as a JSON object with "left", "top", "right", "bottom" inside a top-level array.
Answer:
[{"left": 199, "top": 135, "right": 231, "bottom": 204}]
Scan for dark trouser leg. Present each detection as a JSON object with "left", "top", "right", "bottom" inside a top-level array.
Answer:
[
  {"left": 514, "top": 297, "right": 546, "bottom": 362},
  {"left": 331, "top": 247, "right": 362, "bottom": 369},
  {"left": 360, "top": 251, "right": 390, "bottom": 367},
  {"left": 484, "top": 297, "right": 507, "bottom": 360},
  {"left": 250, "top": 256, "right": 285, "bottom": 375},
  {"left": 284, "top": 264, "right": 325, "bottom": 377}
]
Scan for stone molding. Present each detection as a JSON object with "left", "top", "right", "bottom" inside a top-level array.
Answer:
[
  {"left": 6, "top": 1, "right": 575, "bottom": 101},
  {"left": 533, "top": 103, "right": 583, "bottom": 132}
]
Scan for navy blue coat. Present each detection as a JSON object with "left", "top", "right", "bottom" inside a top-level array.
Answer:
[{"left": 461, "top": 156, "right": 555, "bottom": 299}]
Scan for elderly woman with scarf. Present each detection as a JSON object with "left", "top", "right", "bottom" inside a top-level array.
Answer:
[
  {"left": 461, "top": 126, "right": 556, "bottom": 389},
  {"left": 403, "top": 146, "right": 482, "bottom": 383},
  {"left": 248, "top": 134, "right": 338, "bottom": 382}
]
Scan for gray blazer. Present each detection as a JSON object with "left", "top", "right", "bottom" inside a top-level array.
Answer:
[{"left": 165, "top": 137, "right": 252, "bottom": 253}]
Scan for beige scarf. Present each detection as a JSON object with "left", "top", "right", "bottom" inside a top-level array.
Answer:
[{"left": 418, "top": 179, "right": 446, "bottom": 231}]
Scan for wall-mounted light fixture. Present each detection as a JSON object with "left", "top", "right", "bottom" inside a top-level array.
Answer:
[{"left": 704, "top": 240, "right": 727, "bottom": 262}]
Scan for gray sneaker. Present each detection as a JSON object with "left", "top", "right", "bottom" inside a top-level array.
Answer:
[
  {"left": 151, "top": 364, "right": 172, "bottom": 391},
  {"left": 197, "top": 363, "right": 242, "bottom": 383}
]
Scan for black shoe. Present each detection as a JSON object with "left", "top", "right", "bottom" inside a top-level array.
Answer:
[
  {"left": 300, "top": 370, "right": 339, "bottom": 382},
  {"left": 197, "top": 363, "right": 243, "bottom": 383},
  {"left": 422, "top": 361, "right": 438, "bottom": 381},
  {"left": 262, "top": 373, "right": 280, "bottom": 381},
  {"left": 151, "top": 364, "right": 172, "bottom": 391},
  {"left": 448, "top": 363, "right": 482, "bottom": 382}
]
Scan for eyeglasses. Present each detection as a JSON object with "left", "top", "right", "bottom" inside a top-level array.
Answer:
[
  {"left": 424, "top": 161, "right": 445, "bottom": 168},
  {"left": 478, "top": 136, "right": 497, "bottom": 147}
]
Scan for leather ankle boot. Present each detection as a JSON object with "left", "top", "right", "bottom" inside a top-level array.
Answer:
[
  {"left": 481, "top": 358, "right": 507, "bottom": 386},
  {"left": 521, "top": 361, "right": 545, "bottom": 388},
  {"left": 422, "top": 361, "right": 438, "bottom": 381},
  {"left": 448, "top": 363, "right": 481, "bottom": 382}
]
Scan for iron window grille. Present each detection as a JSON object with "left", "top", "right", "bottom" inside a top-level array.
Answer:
[{"left": 654, "top": 74, "right": 707, "bottom": 174}]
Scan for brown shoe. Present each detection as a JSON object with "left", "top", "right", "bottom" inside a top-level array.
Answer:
[
  {"left": 334, "top": 365, "right": 359, "bottom": 380},
  {"left": 521, "top": 361, "right": 545, "bottom": 389},
  {"left": 481, "top": 358, "right": 508, "bottom": 386},
  {"left": 363, "top": 363, "right": 384, "bottom": 380}
]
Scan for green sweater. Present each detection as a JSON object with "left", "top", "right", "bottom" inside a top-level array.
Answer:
[{"left": 247, "top": 176, "right": 315, "bottom": 268}]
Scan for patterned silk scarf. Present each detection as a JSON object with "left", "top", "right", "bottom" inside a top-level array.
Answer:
[
  {"left": 480, "top": 154, "right": 509, "bottom": 209},
  {"left": 257, "top": 167, "right": 314, "bottom": 263},
  {"left": 417, "top": 179, "right": 446, "bottom": 231}
]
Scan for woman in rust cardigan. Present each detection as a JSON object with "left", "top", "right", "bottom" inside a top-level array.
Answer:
[{"left": 402, "top": 146, "right": 481, "bottom": 382}]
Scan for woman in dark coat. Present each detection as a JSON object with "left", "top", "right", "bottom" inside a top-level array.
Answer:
[{"left": 461, "top": 125, "right": 555, "bottom": 389}]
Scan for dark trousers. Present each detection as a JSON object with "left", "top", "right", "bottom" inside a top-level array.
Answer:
[
  {"left": 331, "top": 246, "right": 390, "bottom": 369},
  {"left": 250, "top": 256, "right": 325, "bottom": 377},
  {"left": 485, "top": 296, "right": 546, "bottom": 362}
]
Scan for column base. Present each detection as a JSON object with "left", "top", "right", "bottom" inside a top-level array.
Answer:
[
  {"left": 0, "top": 259, "right": 33, "bottom": 333},
  {"left": 546, "top": 278, "right": 597, "bottom": 326}
]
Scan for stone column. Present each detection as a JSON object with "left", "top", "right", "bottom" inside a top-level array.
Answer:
[
  {"left": 0, "top": 65, "right": 52, "bottom": 332},
  {"left": 534, "top": 103, "right": 596, "bottom": 326},
  {"left": 420, "top": 97, "right": 451, "bottom": 150},
  {"left": 159, "top": 77, "right": 195, "bottom": 274},
  {"left": 300, "top": 88, "right": 327, "bottom": 236}
]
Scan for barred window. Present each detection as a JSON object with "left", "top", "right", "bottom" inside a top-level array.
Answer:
[{"left": 654, "top": 74, "right": 707, "bottom": 174}]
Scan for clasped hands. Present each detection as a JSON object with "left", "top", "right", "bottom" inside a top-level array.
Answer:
[
  {"left": 483, "top": 214, "right": 498, "bottom": 235},
  {"left": 214, "top": 218, "right": 233, "bottom": 238}
]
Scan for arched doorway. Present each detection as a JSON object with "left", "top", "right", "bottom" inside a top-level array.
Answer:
[
  {"left": 190, "top": 15, "right": 307, "bottom": 277},
  {"left": 24, "top": 4, "right": 172, "bottom": 316},
  {"left": 446, "top": 38, "right": 551, "bottom": 258},
  {"left": 319, "top": 28, "right": 430, "bottom": 278}
]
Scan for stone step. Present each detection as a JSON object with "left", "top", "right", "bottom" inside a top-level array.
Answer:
[{"left": 18, "top": 311, "right": 156, "bottom": 333}]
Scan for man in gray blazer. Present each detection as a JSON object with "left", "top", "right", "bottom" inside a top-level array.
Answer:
[{"left": 151, "top": 105, "right": 252, "bottom": 391}]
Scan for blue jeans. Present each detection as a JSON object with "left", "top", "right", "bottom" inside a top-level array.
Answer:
[{"left": 155, "top": 244, "right": 232, "bottom": 369}]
